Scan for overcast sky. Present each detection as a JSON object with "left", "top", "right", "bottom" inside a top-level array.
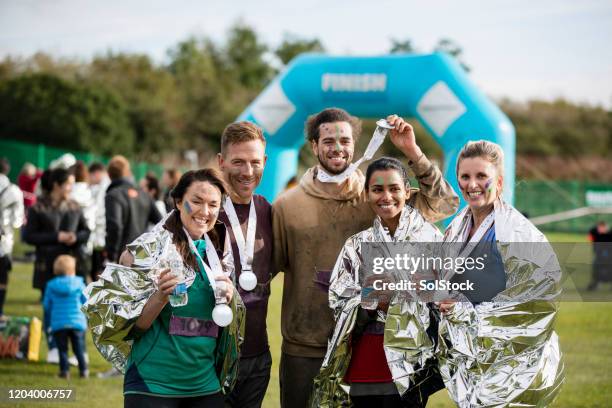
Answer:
[{"left": 1, "top": 0, "right": 611, "bottom": 108}]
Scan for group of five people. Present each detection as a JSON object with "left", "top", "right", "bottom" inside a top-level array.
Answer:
[{"left": 83, "top": 108, "right": 564, "bottom": 407}]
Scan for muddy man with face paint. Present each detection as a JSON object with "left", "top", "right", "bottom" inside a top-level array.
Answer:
[
  {"left": 272, "top": 108, "right": 459, "bottom": 408},
  {"left": 217, "top": 121, "right": 275, "bottom": 408}
]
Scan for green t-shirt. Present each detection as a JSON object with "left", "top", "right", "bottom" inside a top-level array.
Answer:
[{"left": 124, "top": 245, "right": 220, "bottom": 397}]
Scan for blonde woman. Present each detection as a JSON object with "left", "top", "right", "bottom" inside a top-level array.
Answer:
[{"left": 437, "top": 141, "right": 564, "bottom": 407}]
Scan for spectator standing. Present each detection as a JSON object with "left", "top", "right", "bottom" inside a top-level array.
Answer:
[
  {"left": 587, "top": 220, "right": 612, "bottom": 290},
  {"left": 104, "top": 156, "right": 162, "bottom": 263},
  {"left": 43, "top": 255, "right": 88, "bottom": 379},
  {"left": 0, "top": 158, "right": 24, "bottom": 318},
  {"left": 70, "top": 161, "right": 96, "bottom": 278},
  {"left": 141, "top": 173, "right": 167, "bottom": 219},
  {"left": 88, "top": 162, "right": 110, "bottom": 280},
  {"left": 22, "top": 167, "right": 90, "bottom": 362},
  {"left": 17, "top": 162, "right": 41, "bottom": 213},
  {"left": 23, "top": 167, "right": 90, "bottom": 292}
]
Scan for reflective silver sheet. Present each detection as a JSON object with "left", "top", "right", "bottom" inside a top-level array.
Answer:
[
  {"left": 438, "top": 199, "right": 564, "bottom": 407},
  {"left": 311, "top": 206, "right": 443, "bottom": 406},
  {"left": 82, "top": 216, "right": 245, "bottom": 392}
]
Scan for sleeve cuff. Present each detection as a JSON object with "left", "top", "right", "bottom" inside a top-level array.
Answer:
[{"left": 408, "top": 154, "right": 433, "bottom": 177}]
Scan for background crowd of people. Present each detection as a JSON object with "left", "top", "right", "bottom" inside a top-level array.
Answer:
[{"left": 0, "top": 153, "right": 182, "bottom": 376}]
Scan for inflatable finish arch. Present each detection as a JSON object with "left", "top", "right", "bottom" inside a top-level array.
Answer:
[{"left": 238, "top": 53, "right": 515, "bottom": 206}]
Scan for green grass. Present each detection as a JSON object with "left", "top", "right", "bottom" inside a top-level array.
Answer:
[{"left": 2, "top": 232, "right": 611, "bottom": 407}]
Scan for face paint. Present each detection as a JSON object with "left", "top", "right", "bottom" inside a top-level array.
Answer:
[
  {"left": 184, "top": 200, "right": 193, "bottom": 214},
  {"left": 334, "top": 124, "right": 342, "bottom": 152},
  {"left": 315, "top": 121, "right": 354, "bottom": 176},
  {"left": 457, "top": 157, "right": 499, "bottom": 211},
  {"left": 367, "top": 169, "right": 407, "bottom": 230}
]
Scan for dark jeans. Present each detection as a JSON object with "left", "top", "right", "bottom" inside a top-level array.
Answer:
[
  {"left": 91, "top": 248, "right": 105, "bottom": 281},
  {"left": 225, "top": 349, "right": 272, "bottom": 408},
  {"left": 352, "top": 394, "right": 405, "bottom": 408},
  {"left": 0, "top": 255, "right": 10, "bottom": 284},
  {"left": 0, "top": 255, "right": 10, "bottom": 316},
  {"left": 124, "top": 392, "right": 224, "bottom": 408},
  {"left": 279, "top": 352, "right": 324, "bottom": 408},
  {"left": 54, "top": 329, "right": 87, "bottom": 375}
]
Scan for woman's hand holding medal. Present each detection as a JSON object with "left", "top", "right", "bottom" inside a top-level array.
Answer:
[{"left": 214, "top": 275, "right": 234, "bottom": 303}]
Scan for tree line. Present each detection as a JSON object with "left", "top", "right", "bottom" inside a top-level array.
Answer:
[{"left": 0, "top": 23, "right": 610, "bottom": 171}]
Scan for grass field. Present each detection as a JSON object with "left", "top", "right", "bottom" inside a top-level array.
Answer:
[{"left": 1, "top": 232, "right": 611, "bottom": 407}]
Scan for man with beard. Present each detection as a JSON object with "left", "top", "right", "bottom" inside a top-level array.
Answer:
[
  {"left": 272, "top": 108, "right": 459, "bottom": 407},
  {"left": 217, "top": 121, "right": 273, "bottom": 408}
]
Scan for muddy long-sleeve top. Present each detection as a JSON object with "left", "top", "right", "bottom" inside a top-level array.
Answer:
[
  {"left": 437, "top": 199, "right": 565, "bottom": 407},
  {"left": 82, "top": 215, "right": 245, "bottom": 394},
  {"left": 310, "top": 205, "right": 443, "bottom": 407},
  {"left": 272, "top": 155, "right": 459, "bottom": 359}
]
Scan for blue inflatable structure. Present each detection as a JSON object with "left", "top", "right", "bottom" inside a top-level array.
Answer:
[{"left": 238, "top": 53, "right": 515, "bottom": 205}]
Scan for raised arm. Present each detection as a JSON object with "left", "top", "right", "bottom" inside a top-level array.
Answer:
[{"left": 387, "top": 114, "right": 459, "bottom": 222}]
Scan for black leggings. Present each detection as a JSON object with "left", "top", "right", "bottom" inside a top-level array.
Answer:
[{"left": 124, "top": 392, "right": 224, "bottom": 408}]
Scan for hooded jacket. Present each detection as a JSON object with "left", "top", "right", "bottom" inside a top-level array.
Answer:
[
  {"left": 273, "top": 155, "right": 459, "bottom": 358},
  {"left": 43, "top": 275, "right": 87, "bottom": 332}
]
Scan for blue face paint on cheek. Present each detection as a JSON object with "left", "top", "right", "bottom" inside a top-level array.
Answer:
[
  {"left": 485, "top": 179, "right": 495, "bottom": 193},
  {"left": 183, "top": 201, "right": 193, "bottom": 214}
]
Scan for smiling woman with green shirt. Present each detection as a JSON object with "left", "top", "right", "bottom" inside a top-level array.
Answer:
[{"left": 83, "top": 169, "right": 245, "bottom": 408}]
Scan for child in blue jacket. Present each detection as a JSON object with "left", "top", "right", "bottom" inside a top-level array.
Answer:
[{"left": 43, "top": 255, "right": 88, "bottom": 378}]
